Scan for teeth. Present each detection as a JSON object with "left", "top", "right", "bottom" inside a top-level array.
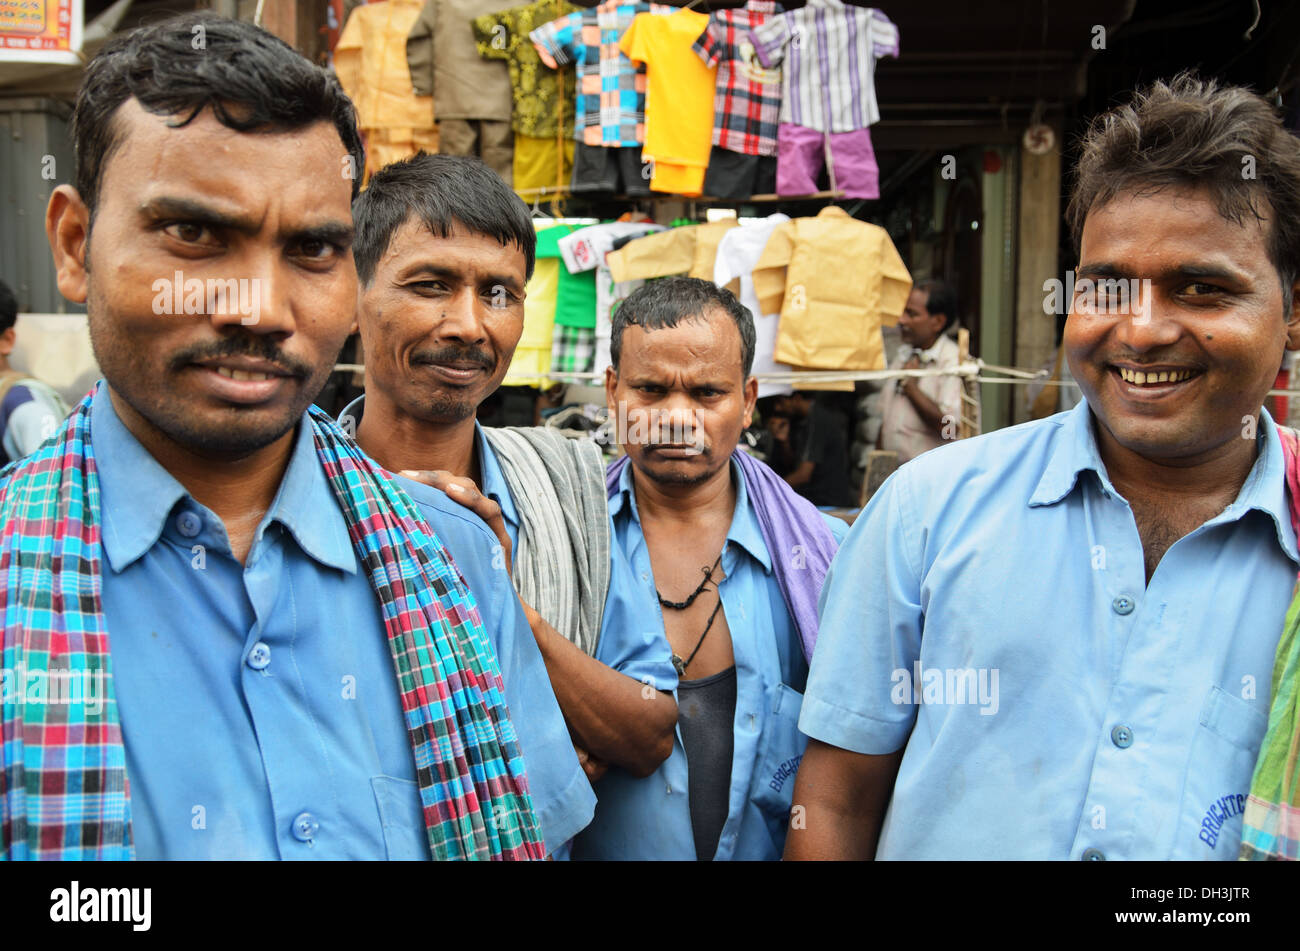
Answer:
[
  {"left": 1118, "top": 367, "right": 1195, "bottom": 385},
  {"left": 214, "top": 367, "right": 271, "bottom": 381}
]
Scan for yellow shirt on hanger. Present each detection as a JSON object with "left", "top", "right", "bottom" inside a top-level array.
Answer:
[
  {"left": 754, "top": 205, "right": 912, "bottom": 371},
  {"left": 619, "top": 9, "right": 716, "bottom": 197}
]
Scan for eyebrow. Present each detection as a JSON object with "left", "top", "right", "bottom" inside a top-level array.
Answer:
[
  {"left": 399, "top": 262, "right": 524, "bottom": 294},
  {"left": 1075, "top": 261, "right": 1250, "bottom": 284},
  {"left": 139, "top": 196, "right": 353, "bottom": 246}
]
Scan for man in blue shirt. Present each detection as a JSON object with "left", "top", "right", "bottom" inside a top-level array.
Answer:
[
  {"left": 572, "top": 277, "right": 847, "bottom": 860},
  {"left": 23, "top": 12, "right": 584, "bottom": 859},
  {"left": 0, "top": 278, "right": 67, "bottom": 465},
  {"left": 787, "top": 75, "right": 1300, "bottom": 860},
  {"left": 344, "top": 154, "right": 678, "bottom": 854}
]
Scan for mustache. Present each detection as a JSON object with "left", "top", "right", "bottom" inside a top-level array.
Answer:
[
  {"left": 168, "top": 336, "right": 312, "bottom": 378},
  {"left": 411, "top": 346, "right": 494, "bottom": 370}
]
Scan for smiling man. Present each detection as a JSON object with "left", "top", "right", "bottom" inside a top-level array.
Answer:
[
  {"left": 786, "top": 74, "right": 1300, "bottom": 860},
  {"left": 0, "top": 13, "right": 574, "bottom": 861},
  {"left": 345, "top": 153, "right": 680, "bottom": 859},
  {"left": 572, "top": 277, "right": 847, "bottom": 860}
]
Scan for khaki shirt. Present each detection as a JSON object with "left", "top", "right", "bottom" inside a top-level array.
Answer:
[
  {"left": 406, "top": 0, "right": 515, "bottom": 122},
  {"left": 753, "top": 205, "right": 912, "bottom": 371}
]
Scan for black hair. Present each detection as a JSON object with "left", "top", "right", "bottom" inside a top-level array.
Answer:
[
  {"left": 1069, "top": 72, "right": 1300, "bottom": 314},
  {"left": 917, "top": 279, "right": 958, "bottom": 333},
  {"left": 352, "top": 153, "right": 536, "bottom": 284},
  {"left": 610, "top": 277, "right": 756, "bottom": 377},
  {"left": 0, "top": 279, "right": 16, "bottom": 333},
  {"left": 72, "top": 11, "right": 365, "bottom": 214}
]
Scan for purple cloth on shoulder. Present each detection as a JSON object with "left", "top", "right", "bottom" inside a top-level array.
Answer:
[{"left": 605, "top": 449, "right": 839, "bottom": 663}]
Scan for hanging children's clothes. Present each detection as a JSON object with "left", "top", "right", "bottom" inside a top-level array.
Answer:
[
  {"left": 619, "top": 8, "right": 717, "bottom": 197},
  {"left": 334, "top": 0, "right": 439, "bottom": 182},
  {"left": 406, "top": 0, "right": 515, "bottom": 181},
  {"left": 752, "top": 205, "right": 911, "bottom": 371},
  {"left": 749, "top": 1, "right": 899, "bottom": 199},
  {"left": 693, "top": 0, "right": 783, "bottom": 199}
]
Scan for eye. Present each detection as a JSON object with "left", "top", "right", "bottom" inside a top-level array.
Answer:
[
  {"left": 294, "top": 238, "right": 344, "bottom": 263},
  {"left": 163, "top": 222, "right": 212, "bottom": 244},
  {"left": 1183, "top": 282, "right": 1223, "bottom": 297}
]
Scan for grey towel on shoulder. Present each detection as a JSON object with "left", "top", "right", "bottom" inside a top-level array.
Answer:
[{"left": 481, "top": 426, "right": 610, "bottom": 656}]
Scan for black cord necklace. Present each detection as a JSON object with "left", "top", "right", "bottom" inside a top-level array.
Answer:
[
  {"left": 656, "top": 552, "right": 723, "bottom": 610},
  {"left": 658, "top": 550, "right": 726, "bottom": 677}
]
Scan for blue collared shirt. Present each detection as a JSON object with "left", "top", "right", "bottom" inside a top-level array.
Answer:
[
  {"left": 802, "top": 399, "right": 1299, "bottom": 860},
  {"left": 96, "top": 383, "right": 591, "bottom": 858},
  {"left": 572, "top": 458, "right": 848, "bottom": 860}
]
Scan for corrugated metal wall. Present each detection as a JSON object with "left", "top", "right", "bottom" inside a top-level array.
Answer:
[{"left": 0, "top": 96, "right": 77, "bottom": 314}]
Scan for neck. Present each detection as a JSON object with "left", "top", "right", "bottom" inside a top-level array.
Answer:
[
  {"left": 631, "top": 456, "right": 737, "bottom": 527},
  {"left": 355, "top": 387, "right": 480, "bottom": 484},
  {"left": 107, "top": 385, "right": 294, "bottom": 555},
  {"left": 1094, "top": 414, "right": 1260, "bottom": 504}
]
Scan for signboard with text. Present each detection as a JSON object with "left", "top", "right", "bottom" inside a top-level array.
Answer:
[{"left": 0, "top": 0, "right": 83, "bottom": 64}]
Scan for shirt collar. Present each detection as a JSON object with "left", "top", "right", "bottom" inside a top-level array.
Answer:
[
  {"left": 1028, "top": 399, "right": 1299, "bottom": 562},
  {"left": 340, "top": 394, "right": 518, "bottom": 533},
  {"left": 475, "top": 421, "right": 520, "bottom": 533},
  {"left": 816, "top": 205, "right": 851, "bottom": 222},
  {"left": 93, "top": 381, "right": 356, "bottom": 574},
  {"left": 611, "top": 455, "right": 772, "bottom": 573},
  {"left": 917, "top": 335, "right": 953, "bottom": 363}
]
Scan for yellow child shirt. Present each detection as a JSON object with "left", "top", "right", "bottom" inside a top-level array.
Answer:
[{"left": 619, "top": 9, "right": 716, "bottom": 197}]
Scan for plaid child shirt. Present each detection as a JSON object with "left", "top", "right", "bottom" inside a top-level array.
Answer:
[
  {"left": 693, "top": 0, "right": 783, "bottom": 157},
  {"left": 531, "top": 1, "right": 671, "bottom": 147},
  {"left": 550, "top": 325, "right": 597, "bottom": 377}
]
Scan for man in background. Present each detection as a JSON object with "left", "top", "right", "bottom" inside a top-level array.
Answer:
[
  {"left": 878, "top": 278, "right": 963, "bottom": 463},
  {"left": 0, "top": 279, "right": 68, "bottom": 466},
  {"left": 770, "top": 390, "right": 855, "bottom": 508}
]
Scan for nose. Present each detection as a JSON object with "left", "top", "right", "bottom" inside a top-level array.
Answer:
[
  {"left": 206, "top": 253, "right": 295, "bottom": 337},
  {"left": 433, "top": 288, "right": 488, "bottom": 346},
  {"left": 1112, "top": 281, "right": 1181, "bottom": 353}
]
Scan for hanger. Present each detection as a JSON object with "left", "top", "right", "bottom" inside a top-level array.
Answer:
[{"left": 531, "top": 193, "right": 554, "bottom": 221}]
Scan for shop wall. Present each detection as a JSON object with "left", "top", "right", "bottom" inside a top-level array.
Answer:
[{"left": 978, "top": 145, "right": 1015, "bottom": 434}]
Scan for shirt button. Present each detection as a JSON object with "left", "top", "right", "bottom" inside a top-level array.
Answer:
[
  {"left": 1111, "top": 596, "right": 1135, "bottom": 615},
  {"left": 247, "top": 642, "right": 271, "bottom": 670},
  {"left": 665, "top": 783, "right": 672, "bottom": 795},
  {"left": 1081, "top": 847, "right": 1106, "bottom": 861},
  {"left": 1111, "top": 724, "right": 1134, "bottom": 749},
  {"left": 292, "top": 811, "right": 319, "bottom": 843},
  {"left": 176, "top": 510, "right": 202, "bottom": 538}
]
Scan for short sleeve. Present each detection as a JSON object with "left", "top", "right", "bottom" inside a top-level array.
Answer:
[
  {"left": 748, "top": 14, "right": 791, "bottom": 69},
  {"left": 869, "top": 8, "right": 900, "bottom": 60},
  {"left": 531, "top": 11, "right": 581, "bottom": 70},
  {"left": 693, "top": 19, "right": 722, "bottom": 67},
  {"left": 595, "top": 514, "right": 679, "bottom": 695},
  {"left": 619, "top": 13, "right": 649, "bottom": 66},
  {"left": 473, "top": 11, "right": 513, "bottom": 61},
  {"left": 798, "top": 467, "right": 923, "bottom": 756}
]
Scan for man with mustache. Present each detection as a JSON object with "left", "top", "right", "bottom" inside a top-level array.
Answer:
[
  {"left": 786, "top": 75, "right": 1300, "bottom": 860},
  {"left": 345, "top": 153, "right": 679, "bottom": 858},
  {"left": 570, "top": 277, "right": 847, "bottom": 860},
  {"left": 1, "top": 12, "right": 585, "bottom": 860}
]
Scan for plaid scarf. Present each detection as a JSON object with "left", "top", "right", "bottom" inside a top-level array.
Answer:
[
  {"left": 1240, "top": 424, "right": 1300, "bottom": 860},
  {"left": 0, "top": 394, "right": 546, "bottom": 861}
]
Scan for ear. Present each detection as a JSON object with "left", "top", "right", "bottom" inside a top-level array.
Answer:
[
  {"left": 46, "top": 185, "right": 91, "bottom": 305},
  {"left": 742, "top": 374, "right": 759, "bottom": 427},
  {"left": 0, "top": 327, "right": 15, "bottom": 357},
  {"left": 1287, "top": 277, "right": 1300, "bottom": 350}
]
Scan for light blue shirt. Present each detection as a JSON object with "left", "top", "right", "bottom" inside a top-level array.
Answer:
[
  {"left": 95, "top": 383, "right": 592, "bottom": 858},
  {"left": 572, "top": 459, "right": 848, "bottom": 860},
  {"left": 803, "top": 400, "right": 1299, "bottom": 860}
]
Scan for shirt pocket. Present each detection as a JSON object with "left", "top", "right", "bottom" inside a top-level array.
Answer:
[
  {"left": 1174, "top": 686, "right": 1267, "bottom": 860},
  {"left": 371, "top": 776, "right": 430, "bottom": 861},
  {"left": 750, "top": 682, "right": 811, "bottom": 852}
]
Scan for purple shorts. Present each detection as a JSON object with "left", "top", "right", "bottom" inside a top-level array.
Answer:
[{"left": 777, "top": 123, "right": 880, "bottom": 200}]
